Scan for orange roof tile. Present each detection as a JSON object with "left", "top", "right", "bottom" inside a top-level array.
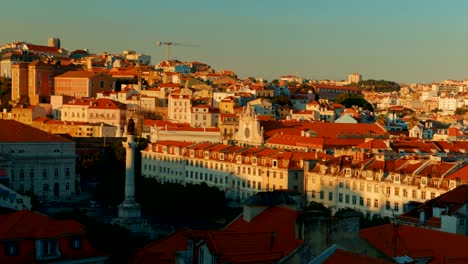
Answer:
[
  {"left": 0, "top": 210, "right": 83, "bottom": 239},
  {"left": 0, "top": 120, "right": 71, "bottom": 143},
  {"left": 361, "top": 223, "right": 468, "bottom": 263}
]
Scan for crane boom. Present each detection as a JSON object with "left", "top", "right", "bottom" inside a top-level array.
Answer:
[{"left": 156, "top": 41, "right": 198, "bottom": 60}]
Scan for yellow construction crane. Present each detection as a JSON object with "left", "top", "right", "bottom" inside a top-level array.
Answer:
[{"left": 156, "top": 41, "right": 198, "bottom": 61}]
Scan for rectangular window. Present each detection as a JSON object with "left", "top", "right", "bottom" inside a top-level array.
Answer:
[
  {"left": 41, "top": 239, "right": 58, "bottom": 257},
  {"left": 421, "top": 191, "right": 426, "bottom": 200},
  {"left": 403, "top": 189, "right": 408, "bottom": 198},
  {"left": 65, "top": 168, "right": 70, "bottom": 177},
  {"left": 327, "top": 191, "right": 332, "bottom": 201},
  {"left": 352, "top": 196, "right": 357, "bottom": 205},
  {"left": 394, "top": 187, "right": 400, "bottom": 196},
  {"left": 394, "top": 202, "right": 399, "bottom": 212},
  {"left": 29, "top": 169, "right": 34, "bottom": 178},
  {"left": 431, "top": 192, "right": 436, "bottom": 199},
  {"left": 386, "top": 201, "right": 391, "bottom": 210},
  {"left": 366, "top": 198, "right": 371, "bottom": 207},
  {"left": 412, "top": 190, "right": 417, "bottom": 199},
  {"left": 320, "top": 191, "right": 324, "bottom": 200},
  {"left": 374, "top": 199, "right": 379, "bottom": 208},
  {"left": 359, "top": 197, "right": 364, "bottom": 206},
  {"left": 360, "top": 182, "right": 364, "bottom": 191},
  {"left": 338, "top": 193, "right": 343, "bottom": 203},
  {"left": 345, "top": 195, "right": 350, "bottom": 204},
  {"left": 4, "top": 241, "right": 19, "bottom": 256}
]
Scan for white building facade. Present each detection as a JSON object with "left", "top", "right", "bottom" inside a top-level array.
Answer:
[{"left": 0, "top": 120, "right": 77, "bottom": 201}]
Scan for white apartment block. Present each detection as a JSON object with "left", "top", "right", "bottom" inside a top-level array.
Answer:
[
  {"left": 59, "top": 98, "right": 127, "bottom": 128},
  {"left": 305, "top": 154, "right": 464, "bottom": 219},
  {"left": 438, "top": 96, "right": 462, "bottom": 113},
  {"left": 141, "top": 141, "right": 318, "bottom": 200},
  {"left": 348, "top": 73, "right": 362, "bottom": 84},
  {"left": 191, "top": 105, "right": 219, "bottom": 128},
  {"left": 168, "top": 89, "right": 192, "bottom": 123}
]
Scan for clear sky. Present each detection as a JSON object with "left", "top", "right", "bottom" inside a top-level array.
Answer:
[{"left": 2, "top": 0, "right": 468, "bottom": 84}]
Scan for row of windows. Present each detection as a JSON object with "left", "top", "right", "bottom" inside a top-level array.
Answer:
[
  {"left": 312, "top": 191, "right": 400, "bottom": 212},
  {"left": 18, "top": 183, "right": 71, "bottom": 193},
  {"left": 314, "top": 177, "right": 438, "bottom": 200},
  {"left": 16, "top": 168, "right": 71, "bottom": 180},
  {"left": 144, "top": 159, "right": 290, "bottom": 179},
  {"left": 4, "top": 237, "right": 82, "bottom": 257}
]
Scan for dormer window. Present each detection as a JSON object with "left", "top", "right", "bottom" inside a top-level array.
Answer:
[
  {"left": 36, "top": 239, "right": 59, "bottom": 260},
  {"left": 421, "top": 177, "right": 427, "bottom": 186},
  {"left": 219, "top": 153, "right": 224, "bottom": 160},
  {"left": 190, "top": 150, "right": 195, "bottom": 157},
  {"left": 5, "top": 241, "right": 19, "bottom": 256},
  {"left": 70, "top": 236, "right": 82, "bottom": 250},
  {"left": 162, "top": 146, "right": 167, "bottom": 153},
  {"left": 252, "top": 157, "right": 257, "bottom": 164},
  {"left": 204, "top": 151, "right": 209, "bottom": 159},
  {"left": 272, "top": 160, "right": 277, "bottom": 167}
]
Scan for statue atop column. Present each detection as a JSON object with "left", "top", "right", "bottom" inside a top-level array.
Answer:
[{"left": 127, "top": 117, "right": 135, "bottom": 135}]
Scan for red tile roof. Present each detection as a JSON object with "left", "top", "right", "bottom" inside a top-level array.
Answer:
[
  {"left": 0, "top": 210, "right": 83, "bottom": 239},
  {"left": 445, "top": 165, "right": 468, "bottom": 182},
  {"left": 262, "top": 120, "right": 387, "bottom": 140},
  {"left": 225, "top": 206, "right": 303, "bottom": 258},
  {"left": 132, "top": 228, "right": 192, "bottom": 264},
  {"left": 24, "top": 43, "right": 60, "bottom": 54},
  {"left": 356, "top": 139, "right": 389, "bottom": 150},
  {"left": 0, "top": 120, "right": 71, "bottom": 143},
  {"left": 56, "top": 70, "right": 104, "bottom": 78},
  {"left": 361, "top": 223, "right": 468, "bottom": 263}
]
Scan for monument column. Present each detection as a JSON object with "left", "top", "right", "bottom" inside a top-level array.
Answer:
[
  {"left": 123, "top": 134, "right": 138, "bottom": 203},
  {"left": 113, "top": 118, "right": 152, "bottom": 235}
]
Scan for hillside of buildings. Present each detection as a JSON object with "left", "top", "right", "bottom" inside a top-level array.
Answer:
[{"left": 0, "top": 38, "right": 467, "bottom": 263}]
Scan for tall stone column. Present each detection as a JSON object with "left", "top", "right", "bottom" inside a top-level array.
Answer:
[
  {"left": 113, "top": 118, "right": 152, "bottom": 236},
  {"left": 117, "top": 118, "right": 141, "bottom": 219},
  {"left": 123, "top": 134, "right": 138, "bottom": 203}
]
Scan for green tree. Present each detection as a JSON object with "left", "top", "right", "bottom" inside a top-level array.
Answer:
[
  {"left": 357, "top": 79, "right": 400, "bottom": 92},
  {"left": 376, "top": 114, "right": 387, "bottom": 126},
  {"left": 271, "top": 95, "right": 292, "bottom": 106},
  {"left": 455, "top": 107, "right": 467, "bottom": 116},
  {"left": 335, "top": 93, "right": 374, "bottom": 112}
]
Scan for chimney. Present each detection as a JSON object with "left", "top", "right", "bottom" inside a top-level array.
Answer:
[
  {"left": 419, "top": 210, "right": 426, "bottom": 224},
  {"left": 243, "top": 204, "right": 267, "bottom": 223}
]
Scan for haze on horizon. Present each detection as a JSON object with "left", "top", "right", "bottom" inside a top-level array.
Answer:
[{"left": 2, "top": 0, "right": 468, "bottom": 84}]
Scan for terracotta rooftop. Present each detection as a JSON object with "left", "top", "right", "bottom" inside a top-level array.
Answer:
[
  {"left": 0, "top": 120, "right": 71, "bottom": 143},
  {"left": 0, "top": 210, "right": 83, "bottom": 239},
  {"left": 361, "top": 223, "right": 468, "bottom": 263}
]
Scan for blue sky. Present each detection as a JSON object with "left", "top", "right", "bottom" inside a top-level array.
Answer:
[{"left": 2, "top": 0, "right": 468, "bottom": 83}]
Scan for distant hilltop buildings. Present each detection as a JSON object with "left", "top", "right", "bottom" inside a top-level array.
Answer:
[{"left": 0, "top": 37, "right": 466, "bottom": 211}]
